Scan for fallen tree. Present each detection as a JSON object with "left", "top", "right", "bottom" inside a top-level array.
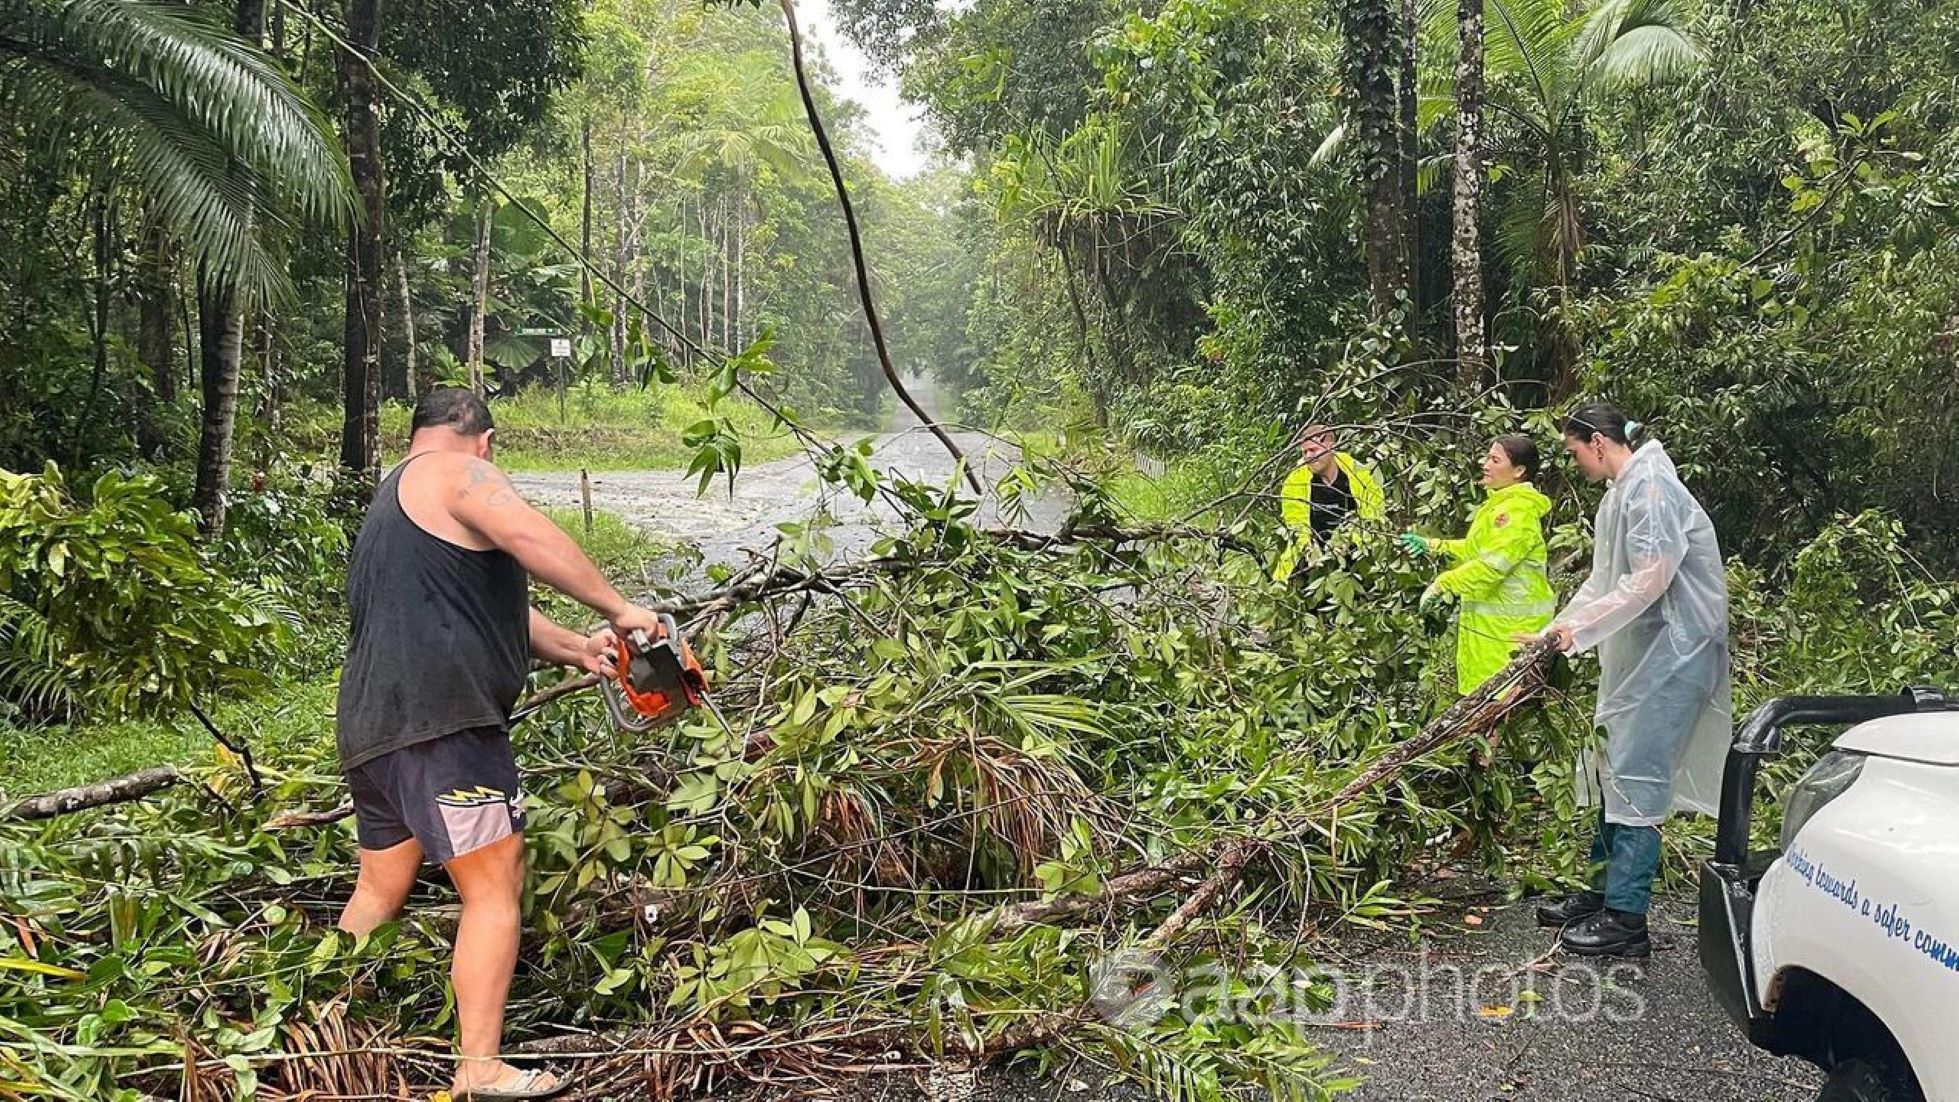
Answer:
[
  {"left": 0, "top": 502, "right": 1584, "bottom": 1102},
  {"left": 499, "top": 638, "right": 1558, "bottom": 1095}
]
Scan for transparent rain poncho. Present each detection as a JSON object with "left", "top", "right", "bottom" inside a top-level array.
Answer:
[{"left": 1558, "top": 442, "right": 1731, "bottom": 826}]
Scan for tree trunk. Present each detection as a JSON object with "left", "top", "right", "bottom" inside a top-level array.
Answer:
[
  {"left": 1452, "top": 0, "right": 1489, "bottom": 394},
  {"left": 728, "top": 198, "right": 740, "bottom": 348},
  {"left": 189, "top": 0, "right": 264, "bottom": 534},
  {"left": 580, "top": 117, "right": 595, "bottom": 310},
  {"left": 1, "top": 766, "right": 181, "bottom": 822},
  {"left": 381, "top": 267, "right": 408, "bottom": 400},
  {"left": 1341, "top": 0, "right": 1409, "bottom": 319},
  {"left": 137, "top": 228, "right": 177, "bottom": 402},
  {"left": 1398, "top": 0, "right": 1420, "bottom": 313},
  {"left": 697, "top": 197, "right": 711, "bottom": 351},
  {"left": 1055, "top": 238, "right": 1106, "bottom": 427},
  {"left": 194, "top": 281, "right": 244, "bottom": 536},
  {"left": 396, "top": 252, "right": 419, "bottom": 402},
  {"left": 466, "top": 198, "right": 491, "bottom": 396},
  {"left": 135, "top": 226, "right": 177, "bottom": 460},
  {"left": 339, "top": 0, "right": 385, "bottom": 494},
  {"left": 180, "top": 290, "right": 196, "bottom": 380},
  {"left": 628, "top": 170, "right": 647, "bottom": 380},
  {"left": 720, "top": 194, "right": 732, "bottom": 353},
  {"left": 677, "top": 201, "right": 692, "bottom": 368},
  {"left": 611, "top": 150, "right": 628, "bottom": 385},
  {"left": 254, "top": 307, "right": 278, "bottom": 470},
  {"left": 73, "top": 200, "right": 113, "bottom": 471}
]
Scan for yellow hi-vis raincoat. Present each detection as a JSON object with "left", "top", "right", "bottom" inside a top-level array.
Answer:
[
  {"left": 1273, "top": 452, "right": 1385, "bottom": 581},
  {"left": 1431, "top": 481, "right": 1556, "bottom": 694}
]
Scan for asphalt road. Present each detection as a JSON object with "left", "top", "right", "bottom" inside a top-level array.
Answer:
[
  {"left": 512, "top": 378, "right": 1062, "bottom": 569},
  {"left": 1297, "top": 892, "right": 1822, "bottom": 1102}
]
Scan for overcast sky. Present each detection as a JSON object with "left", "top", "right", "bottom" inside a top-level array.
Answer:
[{"left": 797, "top": 0, "right": 932, "bottom": 179}]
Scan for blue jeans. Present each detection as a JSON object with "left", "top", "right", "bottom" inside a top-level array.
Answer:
[{"left": 1588, "top": 812, "right": 1660, "bottom": 914}]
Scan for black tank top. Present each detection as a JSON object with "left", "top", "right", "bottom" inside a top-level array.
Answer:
[{"left": 335, "top": 455, "right": 530, "bottom": 770}]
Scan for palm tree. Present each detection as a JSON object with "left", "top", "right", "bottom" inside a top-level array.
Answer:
[
  {"left": 1429, "top": 0, "right": 1703, "bottom": 294},
  {"left": 1451, "top": 0, "right": 1488, "bottom": 394},
  {"left": 672, "top": 77, "right": 815, "bottom": 355},
  {"left": 0, "top": 0, "right": 351, "bottom": 297}
]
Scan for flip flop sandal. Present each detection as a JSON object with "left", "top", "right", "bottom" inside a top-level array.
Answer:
[{"left": 456, "top": 1068, "right": 571, "bottom": 1101}]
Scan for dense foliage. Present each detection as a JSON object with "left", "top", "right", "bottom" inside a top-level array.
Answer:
[
  {"left": 0, "top": 466, "right": 293, "bottom": 721},
  {"left": 0, "top": 0, "right": 963, "bottom": 538},
  {"left": 832, "top": 0, "right": 1959, "bottom": 577},
  {"left": 4, "top": 0, "right": 1959, "bottom": 1099}
]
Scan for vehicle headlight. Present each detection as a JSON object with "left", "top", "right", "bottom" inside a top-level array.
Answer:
[{"left": 1779, "top": 749, "right": 1867, "bottom": 851}]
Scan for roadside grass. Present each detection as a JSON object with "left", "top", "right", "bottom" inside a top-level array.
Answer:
[
  {"left": 0, "top": 677, "right": 338, "bottom": 796},
  {"left": 381, "top": 381, "right": 805, "bottom": 471},
  {"left": 1, "top": 506, "right": 664, "bottom": 798},
  {"left": 1078, "top": 443, "right": 1250, "bottom": 524},
  {"left": 534, "top": 506, "right": 673, "bottom": 623}
]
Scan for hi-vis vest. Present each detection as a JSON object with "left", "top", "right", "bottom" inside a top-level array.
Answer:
[
  {"left": 1432, "top": 480, "right": 1556, "bottom": 694},
  {"left": 1273, "top": 452, "right": 1385, "bottom": 581}
]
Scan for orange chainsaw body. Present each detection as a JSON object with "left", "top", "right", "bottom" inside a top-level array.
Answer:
[{"left": 611, "top": 613, "right": 708, "bottom": 727}]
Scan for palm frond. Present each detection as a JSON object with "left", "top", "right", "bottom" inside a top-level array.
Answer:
[
  {"left": 1492, "top": 165, "right": 1551, "bottom": 286},
  {"left": 1416, "top": 151, "right": 1452, "bottom": 196},
  {"left": 0, "top": 595, "right": 71, "bottom": 716},
  {"left": 1580, "top": 20, "right": 1705, "bottom": 94},
  {"left": 1416, "top": 90, "right": 1457, "bottom": 135},
  {"left": 10, "top": 60, "right": 283, "bottom": 293},
  {"left": 0, "top": 0, "right": 350, "bottom": 295},
  {"left": 1307, "top": 122, "right": 1346, "bottom": 170},
  {"left": 1483, "top": 0, "right": 1568, "bottom": 113},
  {"left": 26, "top": 0, "right": 348, "bottom": 217},
  {"left": 1414, "top": 0, "right": 1454, "bottom": 33}
]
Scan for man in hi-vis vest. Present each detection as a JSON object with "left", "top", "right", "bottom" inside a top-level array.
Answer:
[{"left": 1273, "top": 424, "right": 1385, "bottom": 582}]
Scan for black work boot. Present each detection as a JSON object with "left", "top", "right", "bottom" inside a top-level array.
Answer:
[
  {"left": 1535, "top": 890, "right": 1604, "bottom": 928},
  {"left": 1559, "top": 908, "right": 1651, "bottom": 957}
]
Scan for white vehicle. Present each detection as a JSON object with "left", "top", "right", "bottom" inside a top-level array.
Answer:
[{"left": 1701, "top": 688, "right": 1959, "bottom": 1102}]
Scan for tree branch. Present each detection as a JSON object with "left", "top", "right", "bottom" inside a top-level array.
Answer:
[
  {"left": 1, "top": 766, "right": 182, "bottom": 822},
  {"left": 988, "top": 637, "right": 1558, "bottom": 936},
  {"left": 776, "top": 0, "right": 982, "bottom": 497}
]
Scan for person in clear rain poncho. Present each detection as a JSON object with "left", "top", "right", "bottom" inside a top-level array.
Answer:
[{"left": 1532, "top": 403, "right": 1731, "bottom": 958}]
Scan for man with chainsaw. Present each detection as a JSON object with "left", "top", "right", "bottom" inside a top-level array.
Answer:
[
  {"left": 335, "top": 387, "right": 665, "bottom": 1101},
  {"left": 1272, "top": 423, "right": 1385, "bottom": 582}
]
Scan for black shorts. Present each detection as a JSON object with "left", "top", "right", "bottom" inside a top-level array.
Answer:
[{"left": 344, "top": 726, "right": 526, "bottom": 864}]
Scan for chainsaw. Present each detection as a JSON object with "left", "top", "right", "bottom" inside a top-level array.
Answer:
[{"left": 599, "top": 613, "right": 714, "bottom": 733}]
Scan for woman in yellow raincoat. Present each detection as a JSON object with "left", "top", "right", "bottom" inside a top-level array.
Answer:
[{"left": 1399, "top": 435, "right": 1556, "bottom": 695}]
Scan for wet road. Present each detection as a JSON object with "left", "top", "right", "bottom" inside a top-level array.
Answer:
[
  {"left": 513, "top": 379, "right": 1058, "bottom": 567},
  {"left": 1301, "top": 893, "right": 1821, "bottom": 1101}
]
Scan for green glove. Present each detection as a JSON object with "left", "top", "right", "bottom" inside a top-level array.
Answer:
[
  {"left": 1419, "top": 582, "right": 1449, "bottom": 613},
  {"left": 1398, "top": 532, "right": 1430, "bottom": 555}
]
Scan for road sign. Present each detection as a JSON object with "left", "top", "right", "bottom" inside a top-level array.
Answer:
[{"left": 549, "top": 337, "right": 572, "bottom": 358}]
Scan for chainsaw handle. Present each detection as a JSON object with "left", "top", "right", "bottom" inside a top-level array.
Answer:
[{"left": 622, "top": 612, "right": 680, "bottom": 654}]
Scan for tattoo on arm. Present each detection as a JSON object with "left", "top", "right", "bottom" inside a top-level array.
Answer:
[{"left": 456, "top": 459, "right": 517, "bottom": 508}]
